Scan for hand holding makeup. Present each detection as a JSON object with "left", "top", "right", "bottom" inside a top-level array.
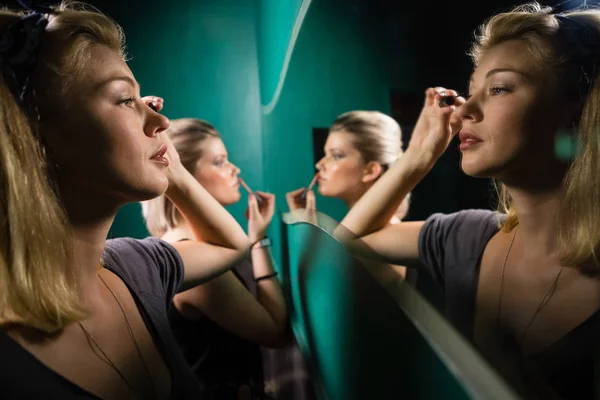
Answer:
[
  {"left": 142, "top": 96, "right": 164, "bottom": 112},
  {"left": 405, "top": 87, "right": 465, "bottom": 165},
  {"left": 300, "top": 172, "right": 319, "bottom": 201},
  {"left": 245, "top": 191, "right": 275, "bottom": 243},
  {"left": 239, "top": 177, "right": 265, "bottom": 207},
  {"left": 286, "top": 187, "right": 316, "bottom": 211}
]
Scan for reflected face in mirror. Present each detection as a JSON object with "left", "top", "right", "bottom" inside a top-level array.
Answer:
[
  {"left": 456, "top": 40, "right": 565, "bottom": 182},
  {"left": 316, "top": 131, "right": 373, "bottom": 205},
  {"left": 193, "top": 137, "right": 241, "bottom": 206},
  {"left": 43, "top": 45, "right": 171, "bottom": 203}
]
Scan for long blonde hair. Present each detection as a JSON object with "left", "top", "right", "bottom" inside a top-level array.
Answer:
[
  {"left": 330, "top": 110, "right": 411, "bottom": 219},
  {"left": 142, "top": 119, "right": 221, "bottom": 237},
  {"left": 0, "top": 2, "right": 125, "bottom": 332},
  {"left": 471, "top": 3, "right": 600, "bottom": 270}
]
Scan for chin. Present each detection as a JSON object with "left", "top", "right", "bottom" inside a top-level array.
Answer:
[
  {"left": 220, "top": 192, "right": 241, "bottom": 206},
  {"left": 117, "top": 173, "right": 168, "bottom": 201},
  {"left": 460, "top": 158, "right": 500, "bottom": 179},
  {"left": 134, "top": 182, "right": 169, "bottom": 202},
  {"left": 317, "top": 186, "right": 330, "bottom": 197}
]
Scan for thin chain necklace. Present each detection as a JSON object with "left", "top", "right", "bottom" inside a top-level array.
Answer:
[
  {"left": 78, "top": 267, "right": 160, "bottom": 400},
  {"left": 496, "top": 225, "right": 565, "bottom": 347}
]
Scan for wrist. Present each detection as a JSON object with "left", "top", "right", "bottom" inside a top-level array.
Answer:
[
  {"left": 403, "top": 147, "right": 436, "bottom": 174},
  {"left": 165, "top": 164, "right": 193, "bottom": 198},
  {"left": 251, "top": 236, "right": 272, "bottom": 250},
  {"left": 248, "top": 231, "right": 268, "bottom": 244}
]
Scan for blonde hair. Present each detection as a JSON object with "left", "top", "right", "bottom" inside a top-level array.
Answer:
[
  {"left": 330, "top": 110, "right": 410, "bottom": 219},
  {"left": 0, "top": 2, "right": 125, "bottom": 332},
  {"left": 142, "top": 119, "right": 220, "bottom": 237},
  {"left": 471, "top": 3, "right": 600, "bottom": 270}
]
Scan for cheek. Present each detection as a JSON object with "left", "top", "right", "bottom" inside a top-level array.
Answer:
[
  {"left": 485, "top": 102, "right": 531, "bottom": 149},
  {"left": 328, "top": 162, "right": 363, "bottom": 188},
  {"left": 196, "top": 168, "right": 230, "bottom": 191}
]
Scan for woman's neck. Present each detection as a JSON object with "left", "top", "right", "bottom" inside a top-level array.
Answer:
[
  {"left": 344, "top": 185, "right": 371, "bottom": 210},
  {"left": 60, "top": 183, "right": 121, "bottom": 306},
  {"left": 69, "top": 215, "right": 117, "bottom": 307},
  {"left": 504, "top": 183, "right": 564, "bottom": 259}
]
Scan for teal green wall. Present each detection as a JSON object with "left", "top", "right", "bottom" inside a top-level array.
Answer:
[{"left": 256, "top": 0, "right": 392, "bottom": 264}]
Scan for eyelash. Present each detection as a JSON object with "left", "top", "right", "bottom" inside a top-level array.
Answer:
[
  {"left": 488, "top": 86, "right": 509, "bottom": 96},
  {"left": 120, "top": 96, "right": 138, "bottom": 107}
]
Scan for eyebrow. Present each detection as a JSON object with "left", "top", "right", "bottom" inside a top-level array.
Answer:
[
  {"left": 99, "top": 75, "right": 140, "bottom": 90},
  {"left": 469, "top": 68, "right": 530, "bottom": 82}
]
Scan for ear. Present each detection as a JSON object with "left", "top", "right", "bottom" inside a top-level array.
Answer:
[{"left": 361, "top": 161, "right": 382, "bottom": 183}]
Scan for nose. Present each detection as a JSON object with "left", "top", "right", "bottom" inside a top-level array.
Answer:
[
  {"left": 144, "top": 108, "right": 170, "bottom": 138},
  {"left": 454, "top": 94, "right": 482, "bottom": 123},
  {"left": 315, "top": 157, "right": 325, "bottom": 171},
  {"left": 231, "top": 162, "right": 241, "bottom": 176}
]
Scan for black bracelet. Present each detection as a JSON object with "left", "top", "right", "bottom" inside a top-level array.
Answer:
[{"left": 254, "top": 271, "right": 278, "bottom": 282}]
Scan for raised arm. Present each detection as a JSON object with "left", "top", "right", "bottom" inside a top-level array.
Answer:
[
  {"left": 173, "top": 191, "right": 288, "bottom": 347},
  {"left": 339, "top": 88, "right": 464, "bottom": 265},
  {"left": 161, "top": 134, "right": 250, "bottom": 286}
]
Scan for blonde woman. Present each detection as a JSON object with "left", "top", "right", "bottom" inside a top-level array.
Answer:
[
  {"left": 0, "top": 3, "right": 249, "bottom": 399},
  {"left": 274, "top": 111, "right": 412, "bottom": 400},
  {"left": 287, "top": 111, "right": 412, "bottom": 280},
  {"left": 142, "top": 119, "right": 287, "bottom": 399},
  {"left": 341, "top": 3, "right": 600, "bottom": 399}
]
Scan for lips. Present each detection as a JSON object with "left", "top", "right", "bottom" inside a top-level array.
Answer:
[
  {"left": 458, "top": 131, "right": 482, "bottom": 151},
  {"left": 458, "top": 131, "right": 482, "bottom": 143},
  {"left": 150, "top": 144, "right": 169, "bottom": 166}
]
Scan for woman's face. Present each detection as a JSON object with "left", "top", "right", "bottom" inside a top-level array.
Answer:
[
  {"left": 42, "top": 45, "right": 171, "bottom": 204},
  {"left": 193, "top": 137, "right": 241, "bottom": 206},
  {"left": 455, "top": 40, "right": 567, "bottom": 184},
  {"left": 315, "top": 131, "right": 375, "bottom": 204}
]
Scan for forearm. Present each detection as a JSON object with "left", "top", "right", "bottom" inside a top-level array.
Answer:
[
  {"left": 251, "top": 246, "right": 288, "bottom": 332},
  {"left": 166, "top": 165, "right": 249, "bottom": 251},
  {"left": 341, "top": 149, "right": 434, "bottom": 236}
]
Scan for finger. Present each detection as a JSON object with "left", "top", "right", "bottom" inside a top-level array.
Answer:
[
  {"left": 153, "top": 101, "right": 164, "bottom": 112},
  {"left": 151, "top": 96, "right": 164, "bottom": 111},
  {"left": 449, "top": 111, "right": 463, "bottom": 134},
  {"left": 441, "top": 89, "right": 459, "bottom": 98},
  {"left": 286, "top": 188, "right": 305, "bottom": 197},
  {"left": 248, "top": 193, "right": 260, "bottom": 216},
  {"left": 255, "top": 192, "right": 275, "bottom": 208},
  {"left": 437, "top": 104, "right": 460, "bottom": 140},
  {"left": 264, "top": 195, "right": 276, "bottom": 220},
  {"left": 424, "top": 88, "right": 437, "bottom": 107},
  {"left": 424, "top": 87, "right": 448, "bottom": 107},
  {"left": 285, "top": 195, "right": 296, "bottom": 211},
  {"left": 254, "top": 190, "right": 273, "bottom": 200},
  {"left": 452, "top": 95, "right": 466, "bottom": 107},
  {"left": 437, "top": 89, "right": 463, "bottom": 109},
  {"left": 305, "top": 190, "right": 316, "bottom": 210}
]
